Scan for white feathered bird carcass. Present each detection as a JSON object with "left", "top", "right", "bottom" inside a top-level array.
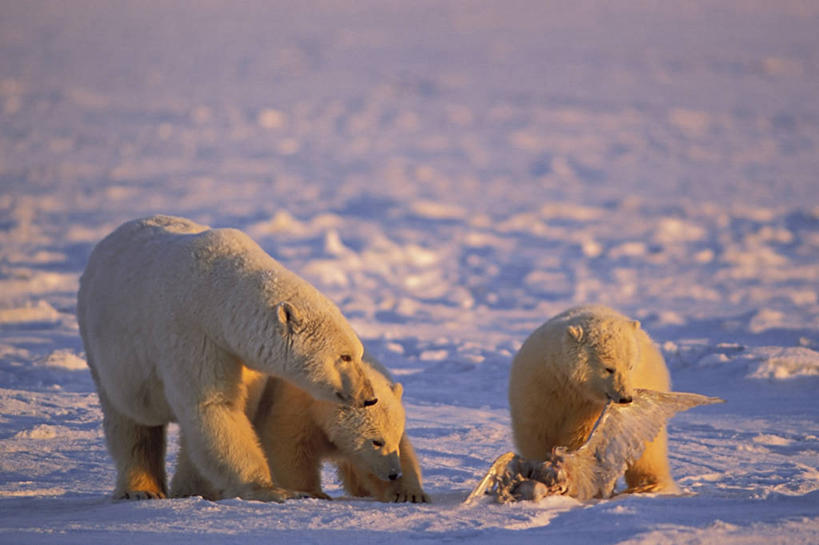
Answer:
[{"left": 465, "top": 389, "right": 723, "bottom": 503}]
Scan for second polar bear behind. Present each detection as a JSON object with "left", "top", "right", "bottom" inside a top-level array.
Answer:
[
  {"left": 173, "top": 355, "right": 430, "bottom": 503},
  {"left": 508, "top": 304, "right": 678, "bottom": 494}
]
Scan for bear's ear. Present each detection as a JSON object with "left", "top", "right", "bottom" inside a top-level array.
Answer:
[
  {"left": 276, "top": 301, "right": 301, "bottom": 332},
  {"left": 567, "top": 325, "right": 584, "bottom": 342},
  {"left": 391, "top": 382, "right": 404, "bottom": 400},
  {"left": 630, "top": 320, "right": 640, "bottom": 330}
]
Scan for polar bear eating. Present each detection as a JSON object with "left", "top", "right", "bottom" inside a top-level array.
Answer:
[
  {"left": 77, "top": 215, "right": 376, "bottom": 502},
  {"left": 508, "top": 305, "right": 678, "bottom": 494}
]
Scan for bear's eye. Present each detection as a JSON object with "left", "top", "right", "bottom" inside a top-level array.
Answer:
[
  {"left": 340, "top": 354, "right": 352, "bottom": 363},
  {"left": 372, "top": 440, "right": 384, "bottom": 448},
  {"left": 605, "top": 367, "right": 615, "bottom": 374}
]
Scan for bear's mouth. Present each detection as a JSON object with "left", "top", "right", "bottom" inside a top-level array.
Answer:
[
  {"left": 607, "top": 393, "right": 633, "bottom": 404},
  {"left": 335, "top": 390, "right": 378, "bottom": 408}
]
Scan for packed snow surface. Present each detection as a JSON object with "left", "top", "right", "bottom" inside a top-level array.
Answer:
[{"left": 1, "top": 1, "right": 818, "bottom": 543}]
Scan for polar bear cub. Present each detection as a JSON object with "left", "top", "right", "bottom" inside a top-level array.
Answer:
[
  {"left": 260, "top": 357, "right": 429, "bottom": 503},
  {"left": 508, "top": 305, "right": 678, "bottom": 494},
  {"left": 77, "top": 215, "right": 376, "bottom": 502},
  {"left": 173, "top": 356, "right": 429, "bottom": 503}
]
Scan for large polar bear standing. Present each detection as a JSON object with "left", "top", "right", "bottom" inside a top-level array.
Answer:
[
  {"left": 173, "top": 357, "right": 430, "bottom": 503},
  {"left": 508, "top": 305, "right": 678, "bottom": 494},
  {"left": 77, "top": 215, "right": 376, "bottom": 502}
]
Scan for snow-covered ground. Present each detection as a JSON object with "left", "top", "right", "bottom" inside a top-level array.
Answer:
[{"left": 1, "top": 1, "right": 818, "bottom": 543}]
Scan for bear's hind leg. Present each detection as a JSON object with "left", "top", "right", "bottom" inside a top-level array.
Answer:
[{"left": 98, "top": 391, "right": 167, "bottom": 500}]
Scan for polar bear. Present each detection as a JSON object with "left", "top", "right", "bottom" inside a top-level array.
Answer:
[
  {"left": 172, "top": 356, "right": 429, "bottom": 503},
  {"left": 508, "top": 305, "right": 677, "bottom": 494},
  {"left": 77, "top": 215, "right": 376, "bottom": 502}
]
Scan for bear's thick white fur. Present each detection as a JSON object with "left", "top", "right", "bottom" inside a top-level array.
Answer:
[
  {"left": 77, "top": 215, "right": 376, "bottom": 501},
  {"left": 508, "top": 304, "right": 678, "bottom": 494},
  {"left": 172, "top": 355, "right": 429, "bottom": 503}
]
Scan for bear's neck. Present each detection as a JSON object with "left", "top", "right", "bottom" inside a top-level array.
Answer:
[{"left": 194, "top": 264, "right": 295, "bottom": 375}]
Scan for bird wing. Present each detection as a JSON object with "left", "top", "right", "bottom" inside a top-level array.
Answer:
[
  {"left": 562, "top": 389, "right": 723, "bottom": 500},
  {"left": 463, "top": 451, "right": 519, "bottom": 504}
]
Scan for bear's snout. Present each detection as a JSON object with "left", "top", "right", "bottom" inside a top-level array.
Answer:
[
  {"left": 351, "top": 373, "right": 377, "bottom": 408},
  {"left": 388, "top": 471, "right": 401, "bottom": 481}
]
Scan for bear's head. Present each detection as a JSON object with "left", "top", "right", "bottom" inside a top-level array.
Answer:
[
  {"left": 564, "top": 316, "right": 640, "bottom": 405},
  {"left": 313, "top": 363, "right": 405, "bottom": 482},
  {"left": 274, "top": 300, "right": 376, "bottom": 409}
]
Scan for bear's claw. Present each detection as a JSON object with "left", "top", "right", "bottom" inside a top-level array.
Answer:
[
  {"left": 391, "top": 490, "right": 431, "bottom": 503},
  {"left": 116, "top": 490, "right": 167, "bottom": 501}
]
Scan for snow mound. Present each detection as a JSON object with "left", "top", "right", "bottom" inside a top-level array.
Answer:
[
  {"left": 410, "top": 200, "right": 466, "bottom": 220},
  {"left": 14, "top": 424, "right": 59, "bottom": 439},
  {"left": 0, "top": 300, "right": 60, "bottom": 325},
  {"left": 747, "top": 347, "right": 819, "bottom": 380},
  {"left": 36, "top": 350, "right": 88, "bottom": 371}
]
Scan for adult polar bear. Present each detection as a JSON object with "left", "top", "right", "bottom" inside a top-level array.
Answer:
[
  {"left": 509, "top": 305, "right": 678, "bottom": 494},
  {"left": 78, "top": 215, "right": 376, "bottom": 502}
]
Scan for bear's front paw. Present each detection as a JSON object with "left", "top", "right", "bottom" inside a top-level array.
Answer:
[
  {"left": 115, "top": 489, "right": 167, "bottom": 501},
  {"left": 625, "top": 480, "right": 680, "bottom": 496},
  {"left": 386, "top": 483, "right": 430, "bottom": 503}
]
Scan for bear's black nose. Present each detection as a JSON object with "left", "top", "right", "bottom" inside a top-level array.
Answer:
[
  {"left": 617, "top": 395, "right": 633, "bottom": 404},
  {"left": 388, "top": 472, "right": 400, "bottom": 481}
]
